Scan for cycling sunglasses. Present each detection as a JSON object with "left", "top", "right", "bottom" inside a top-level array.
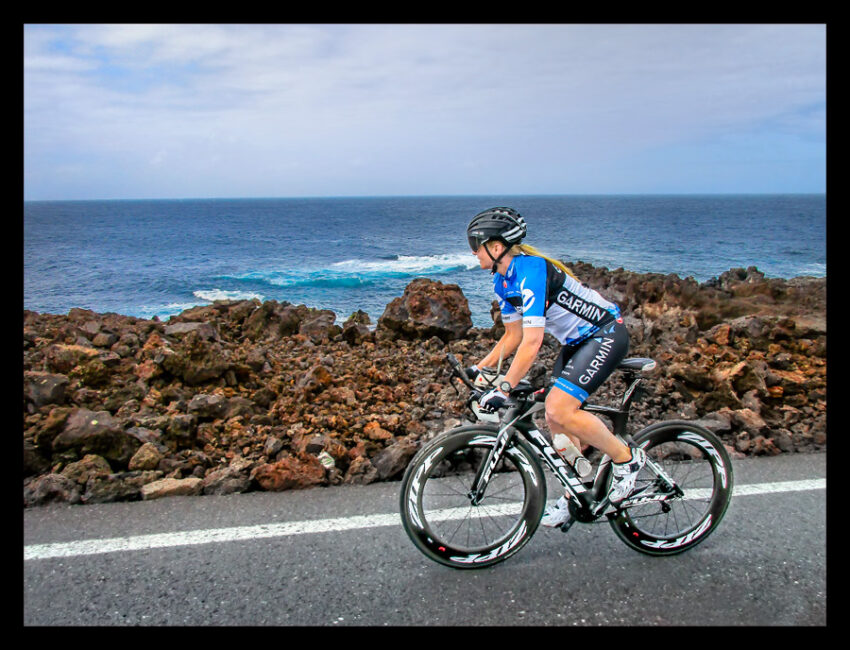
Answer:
[{"left": 467, "top": 233, "right": 490, "bottom": 252}]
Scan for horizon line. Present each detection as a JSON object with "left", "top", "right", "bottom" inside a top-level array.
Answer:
[{"left": 24, "top": 191, "right": 827, "bottom": 203}]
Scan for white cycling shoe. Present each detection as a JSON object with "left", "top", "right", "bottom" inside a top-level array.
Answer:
[
  {"left": 607, "top": 447, "right": 647, "bottom": 505},
  {"left": 540, "top": 496, "right": 572, "bottom": 527}
]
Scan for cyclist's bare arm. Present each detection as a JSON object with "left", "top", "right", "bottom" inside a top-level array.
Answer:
[
  {"left": 477, "top": 319, "right": 522, "bottom": 370},
  {"left": 503, "top": 326, "right": 544, "bottom": 389},
  {"left": 477, "top": 321, "right": 544, "bottom": 389}
]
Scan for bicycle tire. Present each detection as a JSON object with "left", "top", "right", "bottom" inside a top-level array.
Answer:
[
  {"left": 608, "top": 420, "right": 734, "bottom": 556},
  {"left": 399, "top": 425, "right": 547, "bottom": 569}
]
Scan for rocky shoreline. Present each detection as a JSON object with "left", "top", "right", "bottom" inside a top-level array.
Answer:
[{"left": 23, "top": 263, "right": 826, "bottom": 508}]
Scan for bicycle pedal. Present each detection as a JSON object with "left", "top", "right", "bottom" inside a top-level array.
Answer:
[{"left": 558, "top": 517, "right": 576, "bottom": 533}]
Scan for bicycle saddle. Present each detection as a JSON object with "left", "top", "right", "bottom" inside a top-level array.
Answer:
[{"left": 617, "top": 357, "right": 657, "bottom": 373}]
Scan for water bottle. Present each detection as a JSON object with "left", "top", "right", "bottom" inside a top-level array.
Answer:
[
  {"left": 553, "top": 433, "right": 593, "bottom": 480},
  {"left": 474, "top": 366, "right": 499, "bottom": 388}
]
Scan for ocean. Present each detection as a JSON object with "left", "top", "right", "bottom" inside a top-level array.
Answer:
[{"left": 23, "top": 195, "right": 826, "bottom": 329}]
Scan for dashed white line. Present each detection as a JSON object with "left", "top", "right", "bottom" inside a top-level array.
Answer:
[{"left": 24, "top": 478, "right": 825, "bottom": 561}]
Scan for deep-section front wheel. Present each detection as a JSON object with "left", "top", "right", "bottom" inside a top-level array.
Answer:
[
  {"left": 609, "top": 420, "right": 734, "bottom": 556},
  {"left": 399, "top": 425, "right": 547, "bottom": 569}
]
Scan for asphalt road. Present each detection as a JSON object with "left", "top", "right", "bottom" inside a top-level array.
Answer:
[{"left": 24, "top": 452, "right": 827, "bottom": 626}]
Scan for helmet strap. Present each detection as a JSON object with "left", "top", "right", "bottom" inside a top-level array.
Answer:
[{"left": 484, "top": 240, "right": 510, "bottom": 274}]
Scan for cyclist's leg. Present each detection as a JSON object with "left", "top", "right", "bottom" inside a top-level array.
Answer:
[
  {"left": 542, "top": 329, "right": 633, "bottom": 527},
  {"left": 546, "top": 390, "right": 629, "bottom": 461},
  {"left": 541, "top": 320, "right": 643, "bottom": 525},
  {"left": 548, "top": 343, "right": 584, "bottom": 452},
  {"left": 545, "top": 320, "right": 631, "bottom": 462}
]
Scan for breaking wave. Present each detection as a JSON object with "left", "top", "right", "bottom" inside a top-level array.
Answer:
[{"left": 221, "top": 253, "right": 478, "bottom": 289}]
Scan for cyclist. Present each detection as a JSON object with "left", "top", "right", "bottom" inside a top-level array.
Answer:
[{"left": 464, "top": 207, "right": 646, "bottom": 527}]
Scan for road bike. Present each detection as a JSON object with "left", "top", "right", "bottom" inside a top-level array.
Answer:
[{"left": 399, "top": 354, "right": 733, "bottom": 569}]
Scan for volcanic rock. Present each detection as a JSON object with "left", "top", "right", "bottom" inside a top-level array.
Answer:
[
  {"left": 377, "top": 278, "right": 473, "bottom": 342},
  {"left": 22, "top": 263, "right": 826, "bottom": 507}
]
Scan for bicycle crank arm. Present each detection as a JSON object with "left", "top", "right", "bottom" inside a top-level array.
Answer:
[{"left": 559, "top": 517, "right": 577, "bottom": 534}]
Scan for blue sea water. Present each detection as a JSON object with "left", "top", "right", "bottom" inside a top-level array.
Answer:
[{"left": 24, "top": 195, "right": 826, "bottom": 328}]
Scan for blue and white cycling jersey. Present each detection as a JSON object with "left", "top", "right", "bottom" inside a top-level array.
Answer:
[{"left": 494, "top": 255, "right": 621, "bottom": 345}]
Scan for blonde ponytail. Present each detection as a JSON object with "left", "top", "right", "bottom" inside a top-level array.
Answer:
[{"left": 512, "top": 243, "right": 579, "bottom": 280}]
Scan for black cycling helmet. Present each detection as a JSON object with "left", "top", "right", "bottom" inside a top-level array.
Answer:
[
  {"left": 467, "top": 207, "right": 527, "bottom": 273},
  {"left": 466, "top": 207, "right": 527, "bottom": 252}
]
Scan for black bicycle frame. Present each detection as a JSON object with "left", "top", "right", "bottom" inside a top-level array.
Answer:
[{"left": 469, "top": 370, "right": 647, "bottom": 517}]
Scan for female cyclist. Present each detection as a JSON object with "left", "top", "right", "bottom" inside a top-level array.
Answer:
[{"left": 464, "top": 207, "right": 646, "bottom": 527}]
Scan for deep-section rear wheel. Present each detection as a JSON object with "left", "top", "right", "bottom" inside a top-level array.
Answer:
[{"left": 609, "top": 420, "right": 734, "bottom": 556}]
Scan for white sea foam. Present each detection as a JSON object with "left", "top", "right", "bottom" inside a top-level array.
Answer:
[
  {"left": 331, "top": 253, "right": 478, "bottom": 275},
  {"left": 193, "top": 289, "right": 265, "bottom": 302},
  {"left": 136, "top": 290, "right": 265, "bottom": 321},
  {"left": 794, "top": 262, "right": 827, "bottom": 277},
  {"left": 221, "top": 254, "right": 479, "bottom": 289}
]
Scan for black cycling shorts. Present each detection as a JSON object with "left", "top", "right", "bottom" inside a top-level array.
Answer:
[{"left": 551, "top": 318, "right": 630, "bottom": 403}]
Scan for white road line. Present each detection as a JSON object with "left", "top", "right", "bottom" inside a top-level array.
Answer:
[
  {"left": 731, "top": 478, "right": 825, "bottom": 496},
  {"left": 23, "top": 478, "right": 825, "bottom": 561}
]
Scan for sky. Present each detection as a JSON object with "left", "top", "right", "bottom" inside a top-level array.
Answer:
[{"left": 23, "top": 23, "right": 826, "bottom": 201}]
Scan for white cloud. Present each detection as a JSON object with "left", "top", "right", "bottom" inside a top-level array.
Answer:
[{"left": 24, "top": 23, "right": 826, "bottom": 199}]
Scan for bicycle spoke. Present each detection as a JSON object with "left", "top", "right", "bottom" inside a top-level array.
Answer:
[
  {"left": 478, "top": 479, "right": 523, "bottom": 501},
  {"left": 444, "top": 507, "right": 474, "bottom": 545},
  {"left": 424, "top": 473, "right": 528, "bottom": 547}
]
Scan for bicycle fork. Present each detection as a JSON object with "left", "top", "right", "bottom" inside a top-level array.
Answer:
[
  {"left": 467, "top": 404, "right": 540, "bottom": 505},
  {"left": 468, "top": 425, "right": 513, "bottom": 505},
  {"left": 470, "top": 402, "right": 598, "bottom": 514}
]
